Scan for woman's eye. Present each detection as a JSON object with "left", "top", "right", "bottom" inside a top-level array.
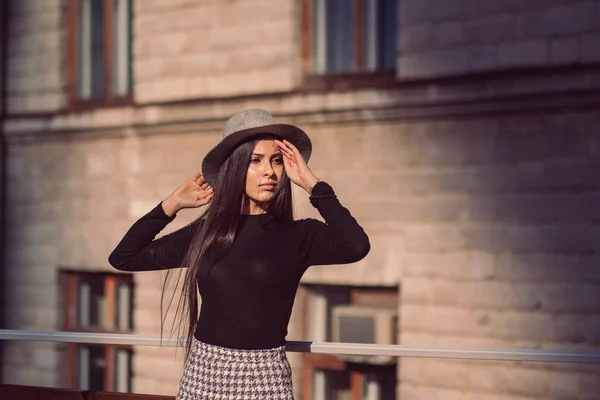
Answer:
[
  {"left": 274, "top": 158, "right": 283, "bottom": 164},
  {"left": 250, "top": 158, "right": 260, "bottom": 164}
]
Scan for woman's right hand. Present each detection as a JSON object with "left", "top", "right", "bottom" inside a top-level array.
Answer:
[{"left": 162, "top": 172, "right": 214, "bottom": 217}]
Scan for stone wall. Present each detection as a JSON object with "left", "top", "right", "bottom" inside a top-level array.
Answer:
[
  {"left": 396, "top": 111, "right": 600, "bottom": 400},
  {"left": 134, "top": 0, "right": 300, "bottom": 103},
  {"left": 6, "top": 0, "right": 65, "bottom": 113},
  {"left": 399, "top": 0, "right": 600, "bottom": 79}
]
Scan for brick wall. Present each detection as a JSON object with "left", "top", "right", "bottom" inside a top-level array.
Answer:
[
  {"left": 6, "top": 0, "right": 65, "bottom": 113},
  {"left": 399, "top": 0, "right": 600, "bottom": 79},
  {"left": 395, "top": 112, "right": 600, "bottom": 399},
  {"left": 134, "top": 0, "right": 299, "bottom": 103}
]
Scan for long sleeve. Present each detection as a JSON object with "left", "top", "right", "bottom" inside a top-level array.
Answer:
[
  {"left": 108, "top": 202, "right": 199, "bottom": 271},
  {"left": 297, "top": 182, "right": 370, "bottom": 267}
]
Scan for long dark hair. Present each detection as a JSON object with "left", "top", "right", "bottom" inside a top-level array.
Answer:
[{"left": 162, "top": 136, "right": 294, "bottom": 361}]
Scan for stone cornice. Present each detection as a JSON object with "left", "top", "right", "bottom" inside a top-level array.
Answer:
[{"left": 4, "top": 66, "right": 600, "bottom": 144}]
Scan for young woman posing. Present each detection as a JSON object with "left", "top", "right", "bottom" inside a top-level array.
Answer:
[{"left": 109, "top": 109, "right": 370, "bottom": 399}]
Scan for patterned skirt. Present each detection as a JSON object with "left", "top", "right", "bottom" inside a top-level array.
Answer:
[{"left": 176, "top": 338, "right": 294, "bottom": 399}]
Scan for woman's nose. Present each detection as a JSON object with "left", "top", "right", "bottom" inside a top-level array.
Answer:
[{"left": 263, "top": 161, "right": 274, "bottom": 176}]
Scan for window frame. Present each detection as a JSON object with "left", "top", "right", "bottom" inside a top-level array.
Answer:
[
  {"left": 62, "top": 271, "right": 134, "bottom": 392},
  {"left": 301, "top": 0, "right": 397, "bottom": 91},
  {"left": 300, "top": 285, "right": 399, "bottom": 400},
  {"left": 66, "top": 0, "right": 134, "bottom": 109}
]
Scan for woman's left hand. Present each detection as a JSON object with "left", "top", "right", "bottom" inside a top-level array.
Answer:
[{"left": 275, "top": 139, "right": 320, "bottom": 194}]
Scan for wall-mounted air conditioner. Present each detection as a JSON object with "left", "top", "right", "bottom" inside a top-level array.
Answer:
[{"left": 331, "top": 305, "right": 397, "bottom": 365}]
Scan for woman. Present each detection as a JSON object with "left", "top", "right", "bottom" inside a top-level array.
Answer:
[{"left": 109, "top": 109, "right": 370, "bottom": 399}]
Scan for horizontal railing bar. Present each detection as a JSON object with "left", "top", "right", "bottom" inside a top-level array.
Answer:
[{"left": 1, "top": 329, "right": 599, "bottom": 364}]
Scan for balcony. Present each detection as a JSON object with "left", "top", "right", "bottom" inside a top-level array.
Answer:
[{"left": 1, "top": 329, "right": 600, "bottom": 399}]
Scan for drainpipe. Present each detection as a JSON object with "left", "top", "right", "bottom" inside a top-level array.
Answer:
[{"left": 0, "top": 0, "right": 10, "bottom": 382}]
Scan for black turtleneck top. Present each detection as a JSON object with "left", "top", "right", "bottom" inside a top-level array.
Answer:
[{"left": 108, "top": 182, "right": 370, "bottom": 350}]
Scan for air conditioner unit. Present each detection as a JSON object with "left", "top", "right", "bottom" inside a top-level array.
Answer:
[{"left": 331, "top": 305, "right": 397, "bottom": 365}]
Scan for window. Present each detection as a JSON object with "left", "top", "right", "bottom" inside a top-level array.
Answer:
[
  {"left": 303, "top": 0, "right": 397, "bottom": 87},
  {"left": 67, "top": 0, "right": 133, "bottom": 106},
  {"left": 301, "top": 285, "right": 398, "bottom": 400},
  {"left": 62, "top": 271, "right": 134, "bottom": 393}
]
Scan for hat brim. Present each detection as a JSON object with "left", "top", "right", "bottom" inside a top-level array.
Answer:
[{"left": 201, "top": 124, "right": 312, "bottom": 188}]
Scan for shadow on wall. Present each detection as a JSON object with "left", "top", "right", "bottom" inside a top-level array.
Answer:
[{"left": 386, "top": 99, "right": 600, "bottom": 397}]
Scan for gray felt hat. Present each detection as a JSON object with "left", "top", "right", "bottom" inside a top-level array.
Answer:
[{"left": 201, "top": 109, "right": 312, "bottom": 187}]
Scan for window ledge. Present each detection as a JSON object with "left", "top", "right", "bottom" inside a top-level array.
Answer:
[{"left": 68, "top": 96, "right": 134, "bottom": 112}]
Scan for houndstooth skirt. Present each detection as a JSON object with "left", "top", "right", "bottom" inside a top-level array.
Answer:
[{"left": 176, "top": 338, "right": 294, "bottom": 399}]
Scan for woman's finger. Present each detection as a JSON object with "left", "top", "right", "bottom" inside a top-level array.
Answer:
[
  {"left": 283, "top": 139, "right": 303, "bottom": 159},
  {"left": 276, "top": 140, "right": 294, "bottom": 159}
]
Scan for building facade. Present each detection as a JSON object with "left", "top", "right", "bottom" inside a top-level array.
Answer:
[{"left": 1, "top": 0, "right": 600, "bottom": 399}]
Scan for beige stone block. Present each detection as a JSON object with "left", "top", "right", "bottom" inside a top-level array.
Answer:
[
  {"left": 27, "top": 92, "right": 65, "bottom": 112},
  {"left": 216, "top": 0, "right": 294, "bottom": 26},
  {"left": 2, "top": 365, "right": 60, "bottom": 388},
  {"left": 581, "top": 32, "right": 600, "bottom": 62},
  {"left": 417, "top": 359, "right": 469, "bottom": 389},
  {"left": 135, "top": 58, "right": 161, "bottom": 80},
  {"left": 403, "top": 224, "right": 466, "bottom": 252},
  {"left": 6, "top": 305, "right": 59, "bottom": 330},
  {"left": 208, "top": 18, "right": 293, "bottom": 51},
  {"left": 399, "top": 23, "right": 435, "bottom": 53},
  {"left": 134, "top": 38, "right": 155, "bottom": 58},
  {"left": 185, "top": 76, "right": 207, "bottom": 98},
  {"left": 547, "top": 371, "right": 581, "bottom": 398},
  {"left": 132, "top": 377, "right": 179, "bottom": 396},
  {"left": 402, "top": 304, "right": 479, "bottom": 335},
  {"left": 399, "top": 48, "right": 469, "bottom": 79},
  {"left": 399, "top": 359, "right": 422, "bottom": 384},
  {"left": 205, "top": 73, "right": 247, "bottom": 97},
  {"left": 400, "top": 331, "right": 438, "bottom": 346},
  {"left": 579, "top": 373, "right": 600, "bottom": 398},
  {"left": 182, "top": 55, "right": 212, "bottom": 75},
  {"left": 133, "top": 353, "right": 183, "bottom": 382},
  {"left": 4, "top": 283, "right": 58, "bottom": 308},
  {"left": 147, "top": 77, "right": 188, "bottom": 102},
  {"left": 6, "top": 244, "right": 59, "bottom": 271},
  {"left": 494, "top": 253, "right": 600, "bottom": 284},
  {"left": 398, "top": 384, "right": 463, "bottom": 400},
  {"left": 491, "top": 311, "right": 586, "bottom": 343},
  {"left": 498, "top": 39, "right": 549, "bottom": 68},
  {"left": 467, "top": 44, "right": 498, "bottom": 71},
  {"left": 551, "top": 36, "right": 580, "bottom": 65},
  {"left": 469, "top": 365, "right": 551, "bottom": 397},
  {"left": 463, "top": 15, "right": 520, "bottom": 45},
  {"left": 537, "top": 283, "right": 600, "bottom": 313},
  {"left": 521, "top": 2, "right": 597, "bottom": 37}
]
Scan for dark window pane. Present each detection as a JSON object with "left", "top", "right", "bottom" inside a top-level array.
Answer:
[
  {"left": 326, "top": 0, "right": 355, "bottom": 73},
  {"left": 77, "top": 278, "right": 105, "bottom": 328},
  {"left": 379, "top": 0, "right": 397, "bottom": 69},
  {"left": 322, "top": 369, "right": 351, "bottom": 400},
  {"left": 312, "top": 0, "right": 355, "bottom": 74},
  {"left": 78, "top": 345, "right": 106, "bottom": 392},
  {"left": 364, "top": 0, "right": 379, "bottom": 71},
  {"left": 364, "top": 0, "right": 397, "bottom": 71},
  {"left": 77, "top": 0, "right": 105, "bottom": 99},
  {"left": 112, "top": 0, "right": 133, "bottom": 96}
]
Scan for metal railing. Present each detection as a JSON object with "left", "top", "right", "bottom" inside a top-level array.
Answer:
[{"left": 1, "top": 329, "right": 600, "bottom": 364}]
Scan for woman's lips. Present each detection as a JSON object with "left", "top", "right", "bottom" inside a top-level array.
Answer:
[{"left": 260, "top": 183, "right": 277, "bottom": 191}]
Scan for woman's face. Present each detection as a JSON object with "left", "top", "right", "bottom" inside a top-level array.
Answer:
[{"left": 245, "top": 139, "right": 284, "bottom": 213}]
